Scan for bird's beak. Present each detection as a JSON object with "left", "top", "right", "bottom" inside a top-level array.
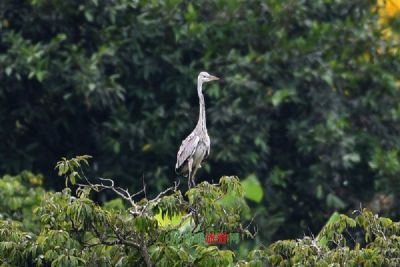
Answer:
[{"left": 209, "top": 75, "right": 219, "bottom": 81}]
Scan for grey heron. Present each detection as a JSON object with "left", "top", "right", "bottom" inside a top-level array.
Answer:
[{"left": 175, "top": 71, "right": 219, "bottom": 189}]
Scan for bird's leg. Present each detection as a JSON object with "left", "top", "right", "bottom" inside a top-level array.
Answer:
[
  {"left": 188, "top": 158, "right": 193, "bottom": 189},
  {"left": 191, "top": 168, "right": 198, "bottom": 187}
]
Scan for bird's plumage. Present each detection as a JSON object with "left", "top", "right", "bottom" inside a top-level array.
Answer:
[
  {"left": 175, "top": 72, "right": 218, "bottom": 188},
  {"left": 175, "top": 132, "right": 199, "bottom": 175}
]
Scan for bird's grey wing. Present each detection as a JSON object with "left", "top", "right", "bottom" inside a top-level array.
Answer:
[
  {"left": 175, "top": 133, "right": 199, "bottom": 173},
  {"left": 205, "top": 146, "right": 210, "bottom": 159}
]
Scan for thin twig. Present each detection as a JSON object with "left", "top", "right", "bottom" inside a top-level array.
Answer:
[{"left": 142, "top": 180, "right": 180, "bottom": 212}]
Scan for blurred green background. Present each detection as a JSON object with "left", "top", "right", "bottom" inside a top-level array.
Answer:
[{"left": 0, "top": 0, "right": 399, "bottom": 245}]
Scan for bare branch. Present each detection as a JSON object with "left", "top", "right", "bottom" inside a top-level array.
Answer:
[
  {"left": 143, "top": 180, "right": 180, "bottom": 212},
  {"left": 78, "top": 177, "right": 142, "bottom": 213},
  {"left": 142, "top": 174, "right": 147, "bottom": 200},
  {"left": 245, "top": 214, "right": 258, "bottom": 231}
]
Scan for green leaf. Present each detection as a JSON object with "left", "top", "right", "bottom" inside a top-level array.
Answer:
[
  {"left": 5, "top": 66, "right": 12, "bottom": 76},
  {"left": 317, "top": 211, "right": 340, "bottom": 246},
  {"left": 185, "top": 3, "right": 197, "bottom": 21},
  {"left": 154, "top": 208, "right": 185, "bottom": 227},
  {"left": 271, "top": 89, "right": 295, "bottom": 107},
  {"left": 84, "top": 11, "right": 94, "bottom": 22},
  {"left": 69, "top": 173, "right": 76, "bottom": 185},
  {"left": 241, "top": 174, "right": 263, "bottom": 203},
  {"left": 326, "top": 193, "right": 346, "bottom": 209},
  {"left": 343, "top": 153, "right": 361, "bottom": 164},
  {"left": 35, "top": 70, "right": 45, "bottom": 82}
]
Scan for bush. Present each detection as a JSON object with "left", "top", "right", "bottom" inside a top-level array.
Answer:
[{"left": 0, "top": 157, "right": 399, "bottom": 266}]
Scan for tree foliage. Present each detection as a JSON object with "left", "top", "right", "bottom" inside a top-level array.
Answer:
[
  {"left": 0, "top": 0, "right": 399, "bottom": 245},
  {"left": 0, "top": 160, "right": 400, "bottom": 266}
]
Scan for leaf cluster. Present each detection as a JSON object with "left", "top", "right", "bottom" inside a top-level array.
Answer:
[{"left": 1, "top": 167, "right": 400, "bottom": 266}]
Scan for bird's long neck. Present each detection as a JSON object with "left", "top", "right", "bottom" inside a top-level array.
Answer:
[{"left": 196, "top": 80, "right": 206, "bottom": 131}]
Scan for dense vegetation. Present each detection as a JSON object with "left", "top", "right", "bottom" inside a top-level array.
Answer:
[
  {"left": 0, "top": 0, "right": 400, "bottom": 265},
  {"left": 0, "top": 159, "right": 400, "bottom": 266}
]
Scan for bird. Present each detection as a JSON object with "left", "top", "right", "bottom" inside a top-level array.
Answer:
[{"left": 175, "top": 71, "right": 219, "bottom": 189}]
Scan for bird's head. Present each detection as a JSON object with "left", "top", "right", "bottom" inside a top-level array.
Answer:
[{"left": 198, "top": 71, "right": 219, "bottom": 83}]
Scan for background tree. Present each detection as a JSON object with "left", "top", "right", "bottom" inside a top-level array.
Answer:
[{"left": 0, "top": 0, "right": 399, "bottom": 245}]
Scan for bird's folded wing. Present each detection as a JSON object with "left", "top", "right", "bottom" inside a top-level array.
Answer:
[
  {"left": 175, "top": 134, "right": 199, "bottom": 171},
  {"left": 205, "top": 146, "right": 210, "bottom": 159}
]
